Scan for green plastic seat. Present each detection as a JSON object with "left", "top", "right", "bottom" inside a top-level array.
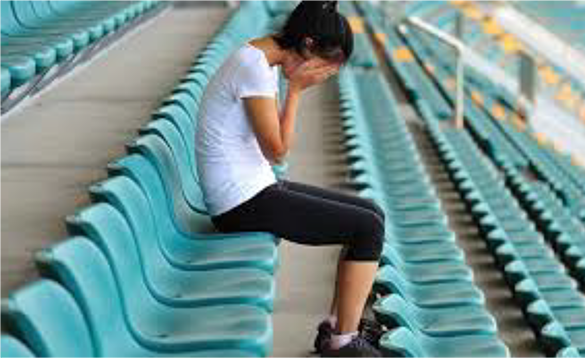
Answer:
[
  {"left": 389, "top": 240, "right": 465, "bottom": 264},
  {"left": 379, "top": 327, "right": 510, "bottom": 357},
  {"left": 29, "top": 1, "right": 109, "bottom": 42},
  {"left": 84, "top": 176, "right": 274, "bottom": 311},
  {"left": 28, "top": 238, "right": 268, "bottom": 358},
  {"left": 0, "top": 56, "right": 36, "bottom": 87},
  {"left": 139, "top": 119, "right": 204, "bottom": 212},
  {"left": 1, "top": 280, "right": 95, "bottom": 357},
  {"left": 0, "top": 336, "right": 35, "bottom": 357},
  {"left": 35, "top": 238, "right": 269, "bottom": 357},
  {"left": 67, "top": 201, "right": 274, "bottom": 311},
  {"left": 13, "top": 0, "right": 105, "bottom": 43},
  {"left": 107, "top": 154, "right": 278, "bottom": 274},
  {"left": 373, "top": 294, "right": 498, "bottom": 337},
  {"left": 128, "top": 133, "right": 207, "bottom": 213},
  {"left": 375, "top": 265, "right": 485, "bottom": 308},
  {"left": 2, "top": 67, "right": 13, "bottom": 96},
  {"left": 381, "top": 246, "right": 473, "bottom": 284}
]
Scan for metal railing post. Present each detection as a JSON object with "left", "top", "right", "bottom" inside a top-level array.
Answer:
[{"left": 402, "top": 17, "right": 466, "bottom": 128}]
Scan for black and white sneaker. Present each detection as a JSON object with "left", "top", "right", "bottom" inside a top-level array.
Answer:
[
  {"left": 321, "top": 336, "right": 383, "bottom": 357},
  {"left": 313, "top": 320, "right": 335, "bottom": 354},
  {"left": 313, "top": 318, "right": 385, "bottom": 354}
]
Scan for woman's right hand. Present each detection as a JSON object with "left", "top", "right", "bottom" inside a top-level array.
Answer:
[{"left": 288, "top": 59, "right": 340, "bottom": 92}]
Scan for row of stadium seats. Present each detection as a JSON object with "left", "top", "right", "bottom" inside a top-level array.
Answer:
[
  {"left": 355, "top": 2, "right": 585, "bottom": 355},
  {"left": 403, "top": 28, "right": 585, "bottom": 227},
  {"left": 1, "top": 1, "right": 162, "bottom": 113},
  {"left": 427, "top": 120, "right": 582, "bottom": 357},
  {"left": 413, "top": 1, "right": 585, "bottom": 123},
  {"left": 336, "top": 52, "right": 509, "bottom": 356},
  {"left": 1, "top": 3, "right": 283, "bottom": 357}
]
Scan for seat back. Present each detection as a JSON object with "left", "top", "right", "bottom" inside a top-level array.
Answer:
[
  {"left": 64, "top": 203, "right": 159, "bottom": 327},
  {"left": 379, "top": 327, "right": 426, "bottom": 357},
  {"left": 36, "top": 237, "right": 144, "bottom": 356},
  {"left": 11, "top": 1, "right": 43, "bottom": 28},
  {"left": 29, "top": 1, "right": 54, "bottom": 20},
  {"left": 129, "top": 133, "right": 207, "bottom": 212},
  {"left": 1, "top": 280, "right": 94, "bottom": 357},
  {"left": 163, "top": 92, "right": 198, "bottom": 120},
  {"left": 88, "top": 176, "right": 173, "bottom": 294},
  {"left": 0, "top": 336, "right": 35, "bottom": 357},
  {"left": 154, "top": 104, "right": 197, "bottom": 171},
  {"left": 116, "top": 151, "right": 212, "bottom": 233},
  {"left": 143, "top": 119, "right": 204, "bottom": 208},
  {"left": 1, "top": 1, "right": 23, "bottom": 34}
]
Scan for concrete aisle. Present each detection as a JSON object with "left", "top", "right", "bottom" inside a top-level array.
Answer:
[
  {"left": 272, "top": 80, "right": 350, "bottom": 357},
  {"left": 1, "top": 6, "right": 228, "bottom": 296}
]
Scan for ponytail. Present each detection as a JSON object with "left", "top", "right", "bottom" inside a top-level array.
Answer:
[{"left": 273, "top": 1, "right": 353, "bottom": 63}]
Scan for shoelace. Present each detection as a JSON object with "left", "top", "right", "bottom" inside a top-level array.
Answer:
[
  {"left": 348, "top": 336, "right": 376, "bottom": 351},
  {"left": 358, "top": 319, "right": 385, "bottom": 348}
]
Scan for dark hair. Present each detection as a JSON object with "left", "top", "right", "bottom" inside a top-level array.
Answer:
[{"left": 273, "top": 1, "right": 353, "bottom": 63}]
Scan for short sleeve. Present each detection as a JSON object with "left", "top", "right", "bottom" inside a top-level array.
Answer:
[{"left": 233, "top": 55, "right": 277, "bottom": 99}]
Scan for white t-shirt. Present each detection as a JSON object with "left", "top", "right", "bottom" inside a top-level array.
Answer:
[{"left": 196, "top": 44, "right": 279, "bottom": 216}]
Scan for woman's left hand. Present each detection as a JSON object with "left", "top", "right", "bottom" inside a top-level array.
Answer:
[{"left": 289, "top": 59, "right": 340, "bottom": 92}]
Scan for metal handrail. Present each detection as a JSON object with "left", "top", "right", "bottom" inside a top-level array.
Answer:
[{"left": 400, "top": 16, "right": 465, "bottom": 128}]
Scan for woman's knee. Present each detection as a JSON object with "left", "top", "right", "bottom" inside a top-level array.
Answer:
[
  {"left": 367, "top": 199, "right": 386, "bottom": 223},
  {"left": 345, "top": 211, "right": 385, "bottom": 261}
]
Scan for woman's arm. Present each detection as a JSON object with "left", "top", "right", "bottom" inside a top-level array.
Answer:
[{"left": 244, "top": 60, "right": 339, "bottom": 163}]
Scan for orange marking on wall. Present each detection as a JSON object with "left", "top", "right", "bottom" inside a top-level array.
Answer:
[
  {"left": 482, "top": 18, "right": 503, "bottom": 35},
  {"left": 471, "top": 91, "right": 483, "bottom": 105},
  {"left": 533, "top": 132, "right": 548, "bottom": 146},
  {"left": 540, "top": 66, "right": 560, "bottom": 86},
  {"left": 393, "top": 47, "right": 414, "bottom": 62},
  {"left": 450, "top": 0, "right": 467, "bottom": 7},
  {"left": 462, "top": 6, "right": 483, "bottom": 20},
  {"left": 571, "top": 156, "right": 584, "bottom": 168},
  {"left": 348, "top": 17, "right": 365, "bottom": 34},
  {"left": 500, "top": 35, "right": 521, "bottom": 54},
  {"left": 492, "top": 104, "right": 506, "bottom": 121},
  {"left": 374, "top": 32, "right": 386, "bottom": 46}
]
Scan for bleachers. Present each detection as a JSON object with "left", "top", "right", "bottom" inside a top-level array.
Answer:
[
  {"left": 3, "top": 1, "right": 585, "bottom": 357},
  {"left": 334, "top": 10, "right": 510, "bottom": 352},
  {"left": 1, "top": 3, "right": 284, "bottom": 356},
  {"left": 356, "top": 1, "right": 585, "bottom": 355},
  {"left": 1, "top": 1, "right": 163, "bottom": 114}
]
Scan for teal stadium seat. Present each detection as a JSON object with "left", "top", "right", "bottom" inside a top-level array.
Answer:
[
  {"left": 139, "top": 119, "right": 206, "bottom": 213},
  {"left": 374, "top": 265, "right": 485, "bottom": 308},
  {"left": 107, "top": 155, "right": 278, "bottom": 274},
  {"left": 36, "top": 236, "right": 272, "bottom": 357},
  {"left": 380, "top": 326, "right": 510, "bottom": 357},
  {"left": 64, "top": 198, "right": 275, "bottom": 310},
  {"left": 0, "top": 238, "right": 260, "bottom": 358},
  {"left": 0, "top": 336, "right": 35, "bottom": 357},
  {"left": 86, "top": 175, "right": 275, "bottom": 311},
  {"left": 373, "top": 294, "right": 498, "bottom": 336},
  {"left": 1, "top": 68, "right": 12, "bottom": 98}
]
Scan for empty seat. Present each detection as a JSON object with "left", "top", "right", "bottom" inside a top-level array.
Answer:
[
  {"left": 380, "top": 327, "right": 510, "bottom": 357},
  {"left": 375, "top": 265, "right": 485, "bottom": 308},
  {"left": 373, "top": 294, "right": 498, "bottom": 337},
  {"left": 36, "top": 237, "right": 272, "bottom": 356},
  {"left": 0, "top": 336, "right": 35, "bottom": 357},
  {"left": 85, "top": 175, "right": 275, "bottom": 311},
  {"left": 138, "top": 119, "right": 205, "bottom": 214}
]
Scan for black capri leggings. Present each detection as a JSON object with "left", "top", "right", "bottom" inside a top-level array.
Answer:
[{"left": 211, "top": 180, "right": 385, "bottom": 261}]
